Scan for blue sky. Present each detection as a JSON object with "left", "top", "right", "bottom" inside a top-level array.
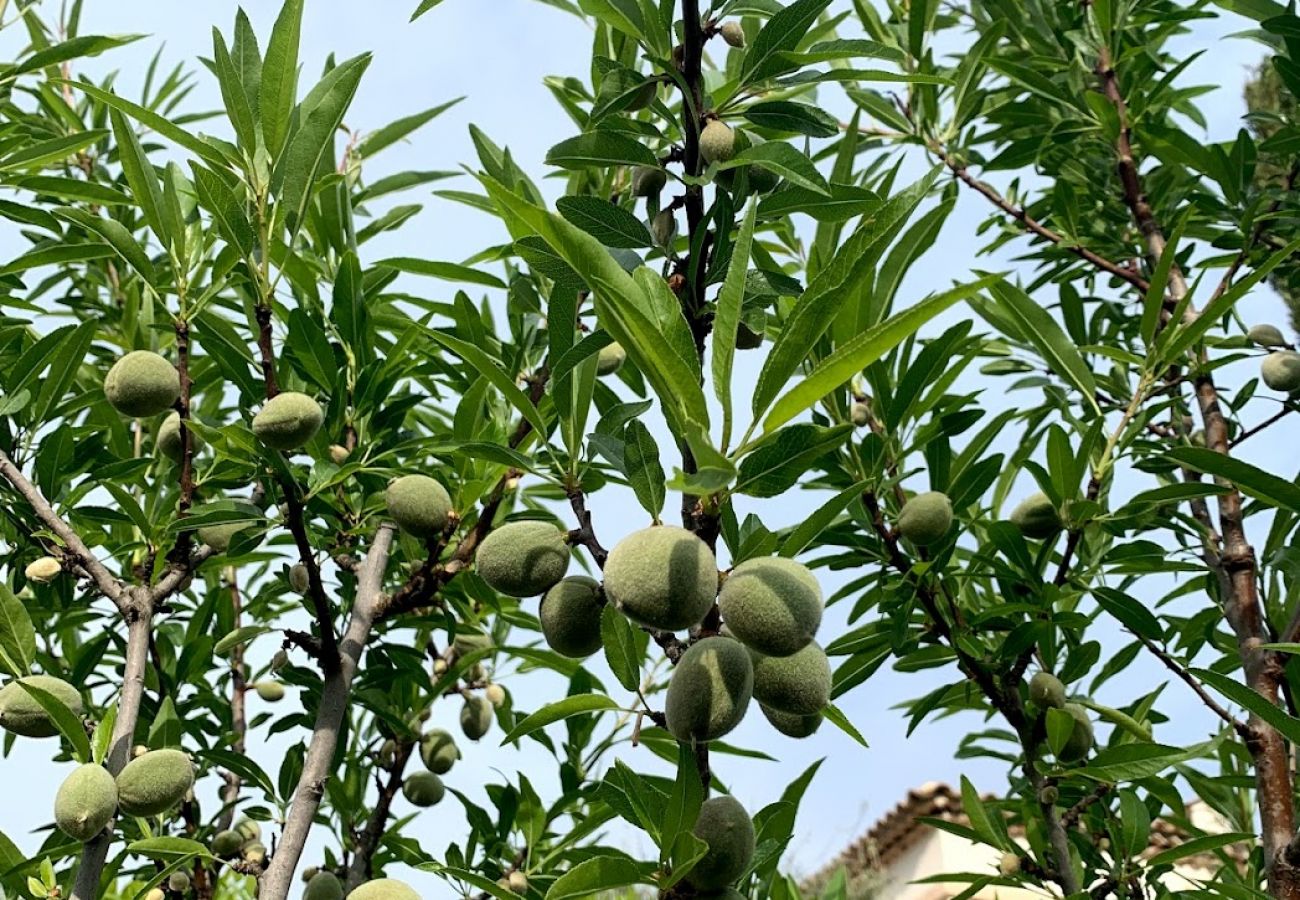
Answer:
[{"left": 0, "top": 1, "right": 1290, "bottom": 897}]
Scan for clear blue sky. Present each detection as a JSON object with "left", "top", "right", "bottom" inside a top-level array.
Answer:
[{"left": 0, "top": 1, "right": 1286, "bottom": 897}]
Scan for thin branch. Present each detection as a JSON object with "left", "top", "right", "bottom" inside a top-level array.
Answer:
[
  {"left": 1231, "top": 405, "right": 1294, "bottom": 449},
  {"left": 1132, "top": 632, "right": 1248, "bottom": 736},
  {"left": 0, "top": 448, "right": 127, "bottom": 611},
  {"left": 344, "top": 739, "right": 416, "bottom": 891},
  {"left": 168, "top": 319, "right": 196, "bottom": 566},
  {"left": 216, "top": 566, "right": 248, "bottom": 832},
  {"left": 257, "top": 524, "right": 394, "bottom": 900}
]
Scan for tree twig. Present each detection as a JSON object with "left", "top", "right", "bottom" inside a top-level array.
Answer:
[{"left": 345, "top": 740, "right": 416, "bottom": 891}]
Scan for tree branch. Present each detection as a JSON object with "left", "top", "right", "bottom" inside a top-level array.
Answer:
[
  {"left": 0, "top": 448, "right": 128, "bottom": 611},
  {"left": 216, "top": 566, "right": 248, "bottom": 833},
  {"left": 257, "top": 524, "right": 394, "bottom": 900},
  {"left": 344, "top": 739, "right": 416, "bottom": 892},
  {"left": 1132, "top": 632, "right": 1248, "bottom": 736}
]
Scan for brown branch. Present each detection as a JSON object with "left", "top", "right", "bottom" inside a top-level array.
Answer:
[
  {"left": 1060, "top": 784, "right": 1112, "bottom": 829},
  {"left": 1131, "top": 632, "right": 1248, "bottom": 736},
  {"left": 168, "top": 319, "right": 196, "bottom": 566},
  {"left": 216, "top": 566, "right": 248, "bottom": 833},
  {"left": 566, "top": 488, "right": 608, "bottom": 568},
  {"left": 1231, "top": 405, "right": 1294, "bottom": 449},
  {"left": 345, "top": 740, "right": 417, "bottom": 891},
  {"left": 255, "top": 302, "right": 280, "bottom": 397},
  {"left": 0, "top": 448, "right": 128, "bottom": 611},
  {"left": 257, "top": 525, "right": 394, "bottom": 900}
]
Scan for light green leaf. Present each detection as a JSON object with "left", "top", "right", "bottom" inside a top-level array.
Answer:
[
  {"left": 717, "top": 142, "right": 829, "bottom": 196},
  {"left": 547, "top": 856, "right": 653, "bottom": 900},
  {"left": 713, "top": 201, "right": 756, "bottom": 451},
  {"left": 52, "top": 207, "right": 156, "bottom": 286},
  {"left": 259, "top": 0, "right": 304, "bottom": 160},
  {"left": 66, "top": 81, "right": 228, "bottom": 167},
  {"left": 623, "top": 419, "right": 665, "bottom": 520},
  {"left": 601, "top": 606, "right": 644, "bottom": 693},
  {"left": 376, "top": 256, "right": 505, "bottom": 288},
  {"left": 213, "top": 626, "right": 271, "bottom": 656},
  {"left": 0, "top": 585, "right": 35, "bottom": 677},
  {"left": 1192, "top": 668, "right": 1300, "bottom": 743},
  {"left": 987, "top": 278, "right": 1099, "bottom": 415},
  {"left": 425, "top": 329, "right": 550, "bottom": 441},
  {"left": 110, "top": 109, "right": 167, "bottom": 246},
  {"left": 546, "top": 132, "right": 660, "bottom": 170},
  {"left": 15, "top": 680, "right": 90, "bottom": 762},
  {"left": 126, "top": 837, "right": 213, "bottom": 861},
  {"left": 501, "top": 694, "right": 620, "bottom": 745},
  {"left": 1167, "top": 447, "right": 1300, "bottom": 514}
]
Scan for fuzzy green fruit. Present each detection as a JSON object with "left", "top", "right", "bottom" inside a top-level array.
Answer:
[
  {"left": 475, "top": 520, "right": 570, "bottom": 597},
  {"left": 54, "top": 763, "right": 117, "bottom": 842},
  {"left": 719, "top": 21, "right": 746, "bottom": 47},
  {"left": 507, "top": 872, "right": 528, "bottom": 894},
  {"left": 242, "top": 841, "right": 267, "bottom": 864},
  {"left": 198, "top": 520, "right": 253, "bottom": 553},
  {"left": 235, "top": 816, "right": 261, "bottom": 843},
  {"left": 290, "top": 562, "right": 310, "bottom": 594},
  {"left": 897, "top": 491, "right": 953, "bottom": 546},
  {"left": 254, "top": 681, "right": 285, "bottom": 702},
  {"left": 718, "top": 557, "right": 822, "bottom": 657},
  {"left": 850, "top": 402, "right": 870, "bottom": 427},
  {"left": 486, "top": 683, "right": 506, "bottom": 707},
  {"left": 420, "top": 728, "right": 459, "bottom": 774},
  {"left": 460, "top": 694, "right": 494, "bottom": 741},
  {"left": 0, "top": 674, "right": 83, "bottom": 737},
  {"left": 1038, "top": 785, "right": 1060, "bottom": 806},
  {"left": 604, "top": 526, "right": 718, "bottom": 631},
  {"left": 348, "top": 879, "right": 421, "bottom": 900},
  {"left": 386, "top": 475, "right": 453, "bottom": 538},
  {"left": 144, "top": 889, "right": 165, "bottom": 900},
  {"left": 212, "top": 829, "right": 244, "bottom": 857},
  {"left": 735, "top": 324, "right": 763, "bottom": 350},
  {"left": 168, "top": 871, "right": 191, "bottom": 893},
  {"left": 665, "top": 637, "right": 753, "bottom": 743},
  {"left": 403, "top": 771, "right": 445, "bottom": 807},
  {"left": 1262, "top": 351, "right": 1300, "bottom": 392},
  {"left": 1009, "top": 492, "right": 1061, "bottom": 540},
  {"left": 760, "top": 703, "right": 822, "bottom": 739},
  {"left": 999, "top": 852, "right": 1021, "bottom": 876},
  {"left": 453, "top": 630, "right": 492, "bottom": 657},
  {"left": 1057, "top": 703, "right": 1094, "bottom": 762},
  {"left": 631, "top": 166, "right": 667, "bottom": 198},
  {"left": 652, "top": 209, "right": 677, "bottom": 246},
  {"left": 25, "top": 556, "right": 61, "bottom": 583},
  {"left": 750, "top": 642, "right": 830, "bottom": 716},
  {"left": 540, "top": 576, "right": 605, "bottom": 658},
  {"left": 305, "top": 872, "right": 345, "bottom": 900},
  {"left": 115, "top": 748, "right": 194, "bottom": 816},
  {"left": 329, "top": 444, "right": 351, "bottom": 465},
  {"left": 1029, "top": 672, "right": 1066, "bottom": 709},
  {"left": 252, "top": 391, "right": 323, "bottom": 450},
  {"left": 104, "top": 350, "right": 180, "bottom": 418},
  {"left": 700, "top": 120, "right": 737, "bottom": 164},
  {"left": 597, "top": 342, "right": 627, "bottom": 376},
  {"left": 689, "top": 795, "right": 755, "bottom": 890},
  {"left": 157, "top": 412, "right": 204, "bottom": 462},
  {"left": 1249, "top": 323, "right": 1288, "bottom": 347}
]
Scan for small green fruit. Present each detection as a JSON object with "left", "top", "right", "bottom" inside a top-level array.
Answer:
[
  {"left": 453, "top": 630, "right": 492, "bottom": 658},
  {"left": 897, "top": 491, "right": 953, "bottom": 546},
  {"left": 145, "top": 890, "right": 165, "bottom": 900},
  {"left": 760, "top": 703, "right": 822, "bottom": 739},
  {"left": 305, "top": 871, "right": 344, "bottom": 900},
  {"left": 242, "top": 841, "right": 267, "bottom": 864},
  {"left": 303, "top": 867, "right": 320, "bottom": 884},
  {"left": 234, "top": 816, "right": 261, "bottom": 843},
  {"left": 1261, "top": 351, "right": 1300, "bottom": 392},
  {"left": 850, "top": 402, "right": 870, "bottom": 427},
  {"left": 168, "top": 871, "right": 191, "bottom": 893},
  {"left": 1009, "top": 492, "right": 1061, "bottom": 540},
  {"left": 604, "top": 525, "right": 718, "bottom": 631},
  {"left": 197, "top": 520, "right": 253, "bottom": 553},
  {"left": 540, "top": 576, "right": 604, "bottom": 658},
  {"left": 252, "top": 391, "right": 323, "bottom": 450},
  {"left": 486, "top": 684, "right": 506, "bottom": 707},
  {"left": 104, "top": 350, "right": 180, "bottom": 418},
  {"left": 652, "top": 209, "right": 677, "bottom": 246},
  {"left": 507, "top": 871, "right": 528, "bottom": 894},
  {"left": 348, "top": 879, "right": 421, "bottom": 900},
  {"left": 25, "top": 556, "right": 61, "bottom": 583},
  {"left": 460, "top": 694, "right": 494, "bottom": 741},
  {"left": 718, "top": 556, "right": 822, "bottom": 657},
  {"left": 157, "top": 411, "right": 204, "bottom": 462},
  {"left": 998, "top": 852, "right": 1021, "bottom": 876},
  {"left": 0, "top": 674, "right": 83, "bottom": 738},
  {"left": 665, "top": 637, "right": 753, "bottom": 742},
  {"left": 1057, "top": 702, "right": 1094, "bottom": 763},
  {"left": 750, "top": 642, "right": 830, "bottom": 716},
  {"left": 289, "top": 562, "right": 311, "bottom": 594},
  {"left": 270, "top": 649, "right": 289, "bottom": 672},
  {"left": 421, "top": 728, "right": 459, "bottom": 774},
  {"left": 212, "top": 829, "right": 244, "bottom": 857},
  {"left": 1029, "top": 672, "right": 1066, "bottom": 709},
  {"left": 700, "top": 120, "right": 737, "bottom": 164},
  {"left": 1249, "top": 323, "right": 1288, "bottom": 347},
  {"left": 689, "top": 795, "right": 755, "bottom": 890},
  {"left": 597, "top": 342, "right": 627, "bottom": 376},
  {"left": 403, "top": 771, "right": 445, "bottom": 807},
  {"left": 386, "top": 474, "right": 453, "bottom": 538},
  {"left": 54, "top": 763, "right": 117, "bottom": 842},
  {"left": 115, "top": 748, "right": 194, "bottom": 816},
  {"left": 475, "top": 520, "right": 570, "bottom": 597},
  {"left": 1038, "top": 785, "right": 1060, "bottom": 805},
  {"left": 254, "top": 681, "right": 285, "bottom": 702},
  {"left": 719, "top": 21, "right": 745, "bottom": 47},
  {"left": 631, "top": 166, "right": 667, "bottom": 198},
  {"left": 735, "top": 324, "right": 763, "bottom": 350},
  {"left": 328, "top": 444, "right": 351, "bottom": 465}
]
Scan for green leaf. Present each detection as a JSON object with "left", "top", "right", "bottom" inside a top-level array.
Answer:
[
  {"left": 191, "top": 164, "right": 255, "bottom": 257},
  {"left": 822, "top": 703, "right": 868, "bottom": 747},
  {"left": 601, "top": 605, "right": 644, "bottom": 693},
  {"left": 1167, "top": 448, "right": 1300, "bottom": 514},
  {"left": 211, "top": 28, "right": 257, "bottom": 153},
  {"left": 0, "top": 244, "right": 112, "bottom": 277},
  {"left": 660, "top": 744, "right": 704, "bottom": 859},
  {"left": 758, "top": 183, "right": 880, "bottom": 223},
  {"left": 714, "top": 201, "right": 756, "bottom": 451},
  {"left": 425, "top": 329, "right": 549, "bottom": 440},
  {"left": 1192, "top": 668, "right": 1300, "bottom": 743},
  {"left": 259, "top": 0, "right": 304, "bottom": 160},
  {"left": 359, "top": 97, "right": 463, "bottom": 157},
  {"left": 736, "top": 424, "right": 850, "bottom": 497},
  {"left": 125, "top": 837, "right": 213, "bottom": 861},
  {"left": 742, "top": 101, "right": 839, "bottom": 137},
  {"left": 66, "top": 81, "right": 228, "bottom": 167},
  {"left": 960, "top": 775, "right": 1006, "bottom": 850},
  {"left": 780, "top": 480, "right": 868, "bottom": 557},
  {"left": 987, "top": 279, "right": 1100, "bottom": 415},
  {"left": 546, "top": 132, "right": 660, "bottom": 170},
  {"left": 0, "top": 130, "right": 107, "bottom": 172},
  {"left": 623, "top": 419, "right": 665, "bottom": 520},
  {"left": 762, "top": 276, "right": 998, "bottom": 434},
  {"left": 52, "top": 207, "right": 156, "bottom": 286},
  {"left": 411, "top": 0, "right": 448, "bottom": 20},
  {"left": 547, "top": 856, "right": 653, "bottom": 900},
  {"left": 1146, "top": 832, "right": 1255, "bottom": 868},
  {"left": 557, "top": 196, "right": 652, "bottom": 249},
  {"left": 376, "top": 256, "right": 506, "bottom": 288},
  {"left": 501, "top": 694, "right": 620, "bottom": 745},
  {"left": 741, "top": 0, "right": 834, "bottom": 84},
  {"left": 0, "top": 584, "right": 35, "bottom": 677},
  {"left": 109, "top": 110, "right": 167, "bottom": 247},
  {"left": 18, "top": 176, "right": 130, "bottom": 207},
  {"left": 717, "top": 142, "right": 829, "bottom": 196},
  {"left": 1092, "top": 587, "right": 1162, "bottom": 640},
  {"left": 15, "top": 680, "right": 90, "bottom": 762},
  {"left": 10, "top": 34, "right": 143, "bottom": 77},
  {"left": 213, "top": 626, "right": 271, "bottom": 656},
  {"left": 1077, "top": 740, "right": 1216, "bottom": 783}
]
